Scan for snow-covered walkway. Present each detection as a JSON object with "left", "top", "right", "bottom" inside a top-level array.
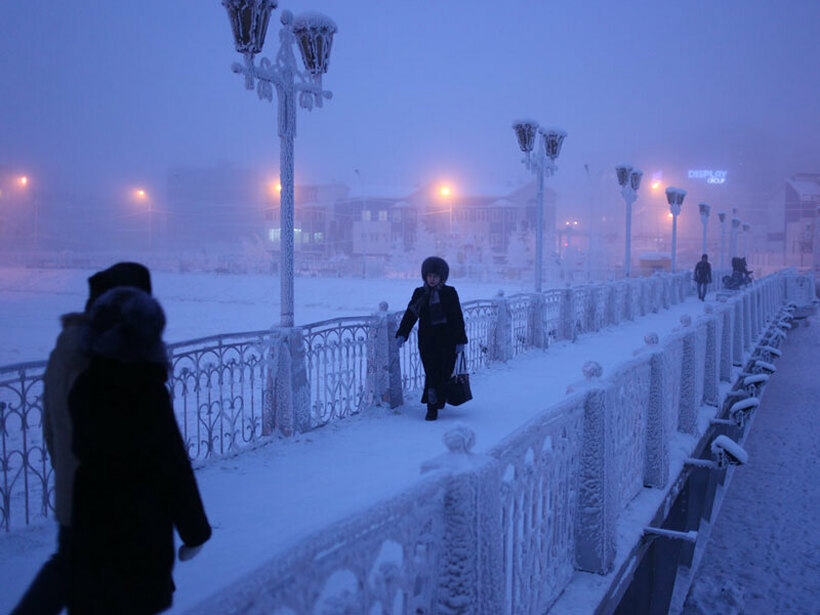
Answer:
[
  {"left": 0, "top": 295, "right": 715, "bottom": 613},
  {"left": 680, "top": 315, "right": 820, "bottom": 614}
]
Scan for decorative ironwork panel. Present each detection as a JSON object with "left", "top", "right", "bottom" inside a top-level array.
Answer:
[
  {"left": 572, "top": 287, "right": 589, "bottom": 335},
  {"left": 509, "top": 293, "right": 534, "bottom": 357},
  {"left": 0, "top": 361, "right": 50, "bottom": 532},
  {"left": 461, "top": 300, "right": 497, "bottom": 372},
  {"left": 302, "top": 317, "right": 371, "bottom": 426},
  {"left": 542, "top": 289, "right": 563, "bottom": 343},
  {"left": 393, "top": 310, "right": 425, "bottom": 396},
  {"left": 189, "top": 476, "right": 446, "bottom": 614},
  {"left": 489, "top": 397, "right": 585, "bottom": 613},
  {"left": 168, "top": 331, "right": 270, "bottom": 461}
]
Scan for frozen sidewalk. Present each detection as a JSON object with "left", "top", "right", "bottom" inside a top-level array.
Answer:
[
  {"left": 1, "top": 296, "right": 705, "bottom": 613},
  {"left": 680, "top": 315, "right": 820, "bottom": 614}
]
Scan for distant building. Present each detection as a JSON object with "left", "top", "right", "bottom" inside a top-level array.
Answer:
[{"left": 784, "top": 173, "right": 820, "bottom": 267}]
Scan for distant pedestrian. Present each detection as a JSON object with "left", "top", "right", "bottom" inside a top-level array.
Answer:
[
  {"left": 396, "top": 256, "right": 468, "bottom": 421},
  {"left": 12, "top": 262, "right": 154, "bottom": 615},
  {"left": 67, "top": 284, "right": 211, "bottom": 614},
  {"left": 694, "top": 254, "right": 712, "bottom": 301}
]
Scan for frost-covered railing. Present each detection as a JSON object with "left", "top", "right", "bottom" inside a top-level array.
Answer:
[
  {"left": 167, "top": 330, "right": 271, "bottom": 460},
  {"left": 194, "top": 272, "right": 801, "bottom": 613},
  {"left": 1, "top": 270, "right": 805, "bottom": 532}
]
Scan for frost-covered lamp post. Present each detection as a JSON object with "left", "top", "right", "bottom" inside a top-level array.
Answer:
[
  {"left": 512, "top": 120, "right": 567, "bottom": 292},
  {"left": 222, "top": 0, "right": 336, "bottom": 327},
  {"left": 698, "top": 202, "right": 710, "bottom": 256},
  {"left": 615, "top": 164, "right": 643, "bottom": 277},
  {"left": 665, "top": 187, "right": 686, "bottom": 272},
  {"left": 718, "top": 211, "right": 727, "bottom": 272},
  {"left": 730, "top": 217, "right": 741, "bottom": 261},
  {"left": 742, "top": 222, "right": 751, "bottom": 259}
]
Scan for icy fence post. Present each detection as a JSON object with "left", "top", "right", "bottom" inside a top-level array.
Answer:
[
  {"left": 559, "top": 286, "right": 577, "bottom": 342},
  {"left": 262, "top": 327, "right": 310, "bottom": 436},
  {"left": 617, "top": 281, "right": 628, "bottom": 322},
  {"left": 702, "top": 307, "right": 720, "bottom": 406},
  {"left": 732, "top": 299, "right": 744, "bottom": 366},
  {"left": 742, "top": 294, "right": 752, "bottom": 350},
  {"left": 528, "top": 293, "right": 547, "bottom": 348},
  {"left": 751, "top": 285, "right": 761, "bottom": 339},
  {"left": 643, "top": 333, "right": 670, "bottom": 488},
  {"left": 421, "top": 426, "right": 504, "bottom": 614},
  {"left": 669, "top": 275, "right": 679, "bottom": 305},
  {"left": 718, "top": 302, "right": 733, "bottom": 381},
  {"left": 367, "top": 302, "right": 403, "bottom": 409},
  {"left": 677, "top": 319, "right": 698, "bottom": 435},
  {"left": 491, "top": 291, "right": 513, "bottom": 362},
  {"left": 638, "top": 278, "right": 648, "bottom": 317},
  {"left": 661, "top": 276, "right": 671, "bottom": 309},
  {"left": 574, "top": 362, "right": 616, "bottom": 574},
  {"left": 605, "top": 283, "right": 618, "bottom": 326}
]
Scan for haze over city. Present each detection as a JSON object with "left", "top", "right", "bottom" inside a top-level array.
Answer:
[{"left": 2, "top": 0, "right": 818, "bottom": 204}]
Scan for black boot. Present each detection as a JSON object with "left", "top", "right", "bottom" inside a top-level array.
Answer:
[{"left": 425, "top": 404, "right": 438, "bottom": 421}]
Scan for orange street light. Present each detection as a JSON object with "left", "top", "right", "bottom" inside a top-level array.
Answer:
[
  {"left": 135, "top": 188, "right": 147, "bottom": 199},
  {"left": 18, "top": 176, "right": 29, "bottom": 187},
  {"left": 651, "top": 180, "right": 662, "bottom": 190},
  {"left": 439, "top": 185, "right": 451, "bottom": 198}
]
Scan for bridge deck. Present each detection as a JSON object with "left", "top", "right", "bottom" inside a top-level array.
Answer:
[{"left": 0, "top": 296, "right": 717, "bottom": 613}]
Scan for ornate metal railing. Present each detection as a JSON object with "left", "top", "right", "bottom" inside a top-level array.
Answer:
[
  {"left": 508, "top": 293, "right": 535, "bottom": 356},
  {"left": 167, "top": 330, "right": 270, "bottom": 461},
  {"left": 461, "top": 300, "right": 497, "bottom": 371},
  {"left": 0, "top": 361, "right": 50, "bottom": 533},
  {"left": 302, "top": 317, "right": 372, "bottom": 426}
]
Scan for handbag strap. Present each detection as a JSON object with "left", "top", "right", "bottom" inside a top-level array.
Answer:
[{"left": 451, "top": 350, "right": 467, "bottom": 377}]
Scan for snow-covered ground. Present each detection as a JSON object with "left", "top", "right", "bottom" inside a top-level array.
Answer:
[
  {"left": 0, "top": 265, "right": 707, "bottom": 613},
  {"left": 0, "top": 267, "right": 539, "bottom": 366},
  {"left": 679, "top": 316, "right": 820, "bottom": 615}
]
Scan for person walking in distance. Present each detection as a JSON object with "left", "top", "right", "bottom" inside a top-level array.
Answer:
[
  {"left": 694, "top": 253, "right": 712, "bottom": 301},
  {"left": 68, "top": 283, "right": 211, "bottom": 614},
  {"left": 396, "top": 256, "right": 468, "bottom": 421},
  {"left": 12, "top": 262, "right": 154, "bottom": 615}
]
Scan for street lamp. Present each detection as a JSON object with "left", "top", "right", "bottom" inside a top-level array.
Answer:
[
  {"left": 698, "top": 202, "right": 711, "bottom": 256},
  {"left": 615, "top": 164, "right": 643, "bottom": 277},
  {"left": 222, "top": 0, "right": 337, "bottom": 327},
  {"left": 718, "top": 211, "right": 726, "bottom": 273},
  {"left": 512, "top": 120, "right": 567, "bottom": 292},
  {"left": 665, "top": 187, "right": 686, "bottom": 272},
  {"left": 730, "top": 217, "right": 741, "bottom": 261},
  {"left": 134, "top": 188, "right": 152, "bottom": 250},
  {"left": 742, "top": 222, "right": 750, "bottom": 259}
]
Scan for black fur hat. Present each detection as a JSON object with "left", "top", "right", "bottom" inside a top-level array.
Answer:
[
  {"left": 421, "top": 256, "right": 449, "bottom": 284},
  {"left": 86, "top": 262, "right": 152, "bottom": 312}
]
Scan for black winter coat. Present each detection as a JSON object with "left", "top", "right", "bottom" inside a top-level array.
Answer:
[
  {"left": 396, "top": 285, "right": 468, "bottom": 406},
  {"left": 69, "top": 357, "right": 211, "bottom": 614},
  {"left": 694, "top": 261, "right": 712, "bottom": 283}
]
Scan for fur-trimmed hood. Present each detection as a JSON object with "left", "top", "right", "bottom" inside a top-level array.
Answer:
[{"left": 83, "top": 287, "right": 168, "bottom": 367}]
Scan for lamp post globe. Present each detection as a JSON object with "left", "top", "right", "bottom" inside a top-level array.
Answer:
[
  {"left": 665, "top": 187, "right": 686, "bottom": 272},
  {"left": 222, "top": 0, "right": 335, "bottom": 328}
]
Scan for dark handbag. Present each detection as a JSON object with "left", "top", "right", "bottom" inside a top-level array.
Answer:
[{"left": 446, "top": 352, "right": 472, "bottom": 406}]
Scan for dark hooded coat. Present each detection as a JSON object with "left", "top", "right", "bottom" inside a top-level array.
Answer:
[
  {"left": 68, "top": 287, "right": 210, "bottom": 614},
  {"left": 396, "top": 257, "right": 468, "bottom": 407}
]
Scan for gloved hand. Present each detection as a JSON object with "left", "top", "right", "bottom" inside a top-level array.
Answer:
[
  {"left": 396, "top": 335, "right": 407, "bottom": 348},
  {"left": 178, "top": 544, "right": 203, "bottom": 562},
  {"left": 456, "top": 343, "right": 466, "bottom": 354}
]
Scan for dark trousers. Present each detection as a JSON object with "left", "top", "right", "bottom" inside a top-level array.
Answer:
[
  {"left": 697, "top": 282, "right": 708, "bottom": 300},
  {"left": 12, "top": 525, "right": 72, "bottom": 615}
]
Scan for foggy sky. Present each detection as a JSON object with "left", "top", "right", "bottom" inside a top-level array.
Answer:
[{"left": 1, "top": 0, "right": 819, "bottom": 206}]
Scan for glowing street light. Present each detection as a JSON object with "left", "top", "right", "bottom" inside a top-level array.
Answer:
[
  {"left": 615, "top": 164, "right": 643, "bottom": 277},
  {"left": 18, "top": 176, "right": 28, "bottom": 187},
  {"left": 512, "top": 119, "right": 567, "bottom": 292},
  {"left": 698, "top": 202, "right": 711, "bottom": 256},
  {"left": 222, "top": 0, "right": 337, "bottom": 328},
  {"left": 135, "top": 188, "right": 147, "bottom": 199},
  {"left": 665, "top": 187, "right": 686, "bottom": 272}
]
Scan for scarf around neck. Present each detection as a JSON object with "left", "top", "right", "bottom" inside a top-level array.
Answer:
[{"left": 428, "top": 284, "right": 446, "bottom": 325}]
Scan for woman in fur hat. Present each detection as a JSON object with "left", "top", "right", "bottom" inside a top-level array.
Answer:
[
  {"left": 396, "top": 256, "right": 468, "bottom": 421},
  {"left": 67, "top": 287, "right": 211, "bottom": 614}
]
